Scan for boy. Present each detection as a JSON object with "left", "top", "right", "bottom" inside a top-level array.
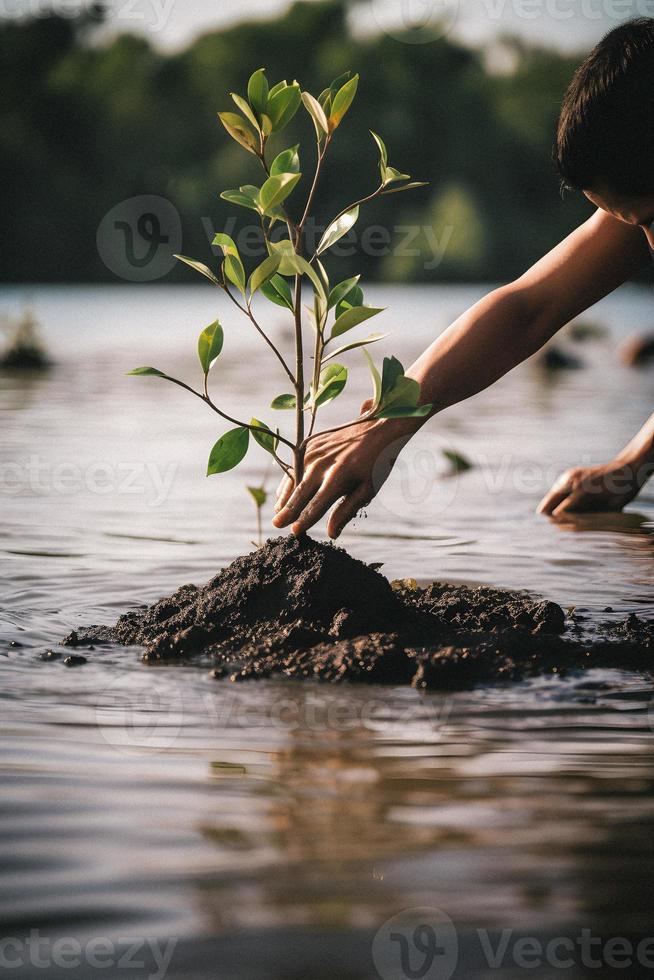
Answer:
[{"left": 274, "top": 18, "right": 654, "bottom": 539}]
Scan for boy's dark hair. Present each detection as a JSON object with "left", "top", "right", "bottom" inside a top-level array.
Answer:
[{"left": 555, "top": 18, "right": 654, "bottom": 196}]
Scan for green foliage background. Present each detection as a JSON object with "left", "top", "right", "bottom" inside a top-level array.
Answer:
[{"left": 1, "top": 0, "right": 595, "bottom": 284}]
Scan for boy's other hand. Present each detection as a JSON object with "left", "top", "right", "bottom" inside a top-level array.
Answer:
[{"left": 537, "top": 460, "right": 643, "bottom": 517}]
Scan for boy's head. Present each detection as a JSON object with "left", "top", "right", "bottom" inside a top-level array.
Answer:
[{"left": 555, "top": 18, "right": 654, "bottom": 244}]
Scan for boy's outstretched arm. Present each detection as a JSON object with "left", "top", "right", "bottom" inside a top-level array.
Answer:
[{"left": 273, "top": 209, "right": 649, "bottom": 538}]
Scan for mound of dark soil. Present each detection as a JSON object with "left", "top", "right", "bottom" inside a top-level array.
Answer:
[{"left": 61, "top": 535, "right": 653, "bottom": 688}]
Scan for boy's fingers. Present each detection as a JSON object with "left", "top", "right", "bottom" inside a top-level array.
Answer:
[
  {"left": 552, "top": 488, "right": 588, "bottom": 517},
  {"left": 291, "top": 476, "right": 349, "bottom": 536},
  {"left": 327, "top": 484, "right": 372, "bottom": 539},
  {"left": 537, "top": 479, "right": 573, "bottom": 515},
  {"left": 275, "top": 475, "right": 294, "bottom": 512},
  {"left": 272, "top": 467, "right": 323, "bottom": 527}
]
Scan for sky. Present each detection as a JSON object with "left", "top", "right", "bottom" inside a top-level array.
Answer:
[{"left": 5, "top": 0, "right": 650, "bottom": 52}]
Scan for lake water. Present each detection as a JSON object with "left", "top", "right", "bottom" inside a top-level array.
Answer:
[{"left": 2, "top": 282, "right": 654, "bottom": 978}]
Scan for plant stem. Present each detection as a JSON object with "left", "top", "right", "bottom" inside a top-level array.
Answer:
[
  {"left": 292, "top": 274, "right": 305, "bottom": 484},
  {"left": 256, "top": 504, "right": 263, "bottom": 548}
]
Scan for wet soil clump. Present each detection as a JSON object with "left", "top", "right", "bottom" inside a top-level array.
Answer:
[{"left": 62, "top": 535, "right": 653, "bottom": 688}]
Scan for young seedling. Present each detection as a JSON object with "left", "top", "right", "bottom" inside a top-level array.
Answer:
[
  {"left": 247, "top": 485, "right": 268, "bottom": 548},
  {"left": 129, "top": 69, "right": 432, "bottom": 506}
]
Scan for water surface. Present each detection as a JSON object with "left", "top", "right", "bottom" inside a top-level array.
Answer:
[{"left": 2, "top": 283, "right": 654, "bottom": 978}]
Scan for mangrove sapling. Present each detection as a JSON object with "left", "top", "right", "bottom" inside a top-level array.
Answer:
[{"left": 129, "top": 68, "right": 432, "bottom": 510}]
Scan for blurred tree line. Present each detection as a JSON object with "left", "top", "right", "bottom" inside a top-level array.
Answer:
[{"left": 1, "top": 1, "right": 600, "bottom": 284}]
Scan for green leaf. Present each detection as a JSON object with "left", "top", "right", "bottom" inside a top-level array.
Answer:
[
  {"left": 370, "top": 130, "right": 388, "bottom": 178},
  {"left": 381, "top": 181, "right": 429, "bottom": 195},
  {"left": 223, "top": 254, "right": 246, "bottom": 295},
  {"left": 271, "top": 393, "right": 296, "bottom": 410},
  {"left": 267, "top": 239, "right": 297, "bottom": 276},
  {"left": 258, "top": 172, "right": 302, "bottom": 216},
  {"left": 376, "top": 404, "right": 433, "bottom": 419},
  {"left": 381, "top": 356, "right": 405, "bottom": 399},
  {"left": 267, "top": 83, "right": 301, "bottom": 131},
  {"left": 248, "top": 253, "right": 282, "bottom": 297},
  {"left": 443, "top": 449, "right": 472, "bottom": 472},
  {"left": 174, "top": 254, "right": 220, "bottom": 285},
  {"left": 328, "top": 275, "right": 361, "bottom": 310},
  {"left": 363, "top": 349, "right": 382, "bottom": 408},
  {"left": 247, "top": 68, "right": 269, "bottom": 116},
  {"left": 317, "top": 206, "right": 359, "bottom": 255},
  {"left": 301, "top": 91, "right": 329, "bottom": 138},
  {"left": 319, "top": 71, "right": 352, "bottom": 113},
  {"left": 247, "top": 485, "right": 267, "bottom": 508},
  {"left": 384, "top": 165, "right": 411, "bottom": 184},
  {"left": 211, "top": 232, "right": 239, "bottom": 257},
  {"left": 230, "top": 92, "right": 260, "bottom": 132},
  {"left": 220, "top": 188, "right": 260, "bottom": 212},
  {"left": 217, "top": 112, "right": 259, "bottom": 155},
  {"left": 267, "top": 79, "right": 287, "bottom": 100},
  {"left": 381, "top": 376, "right": 420, "bottom": 410},
  {"left": 329, "top": 74, "right": 359, "bottom": 130},
  {"left": 330, "top": 305, "right": 384, "bottom": 340},
  {"left": 207, "top": 427, "right": 249, "bottom": 475},
  {"left": 250, "top": 417, "right": 278, "bottom": 455},
  {"left": 314, "top": 363, "right": 348, "bottom": 408},
  {"left": 260, "top": 274, "right": 294, "bottom": 311},
  {"left": 335, "top": 284, "right": 364, "bottom": 319},
  {"left": 127, "top": 366, "right": 167, "bottom": 378},
  {"left": 197, "top": 320, "right": 224, "bottom": 374},
  {"left": 286, "top": 253, "right": 327, "bottom": 306},
  {"left": 212, "top": 234, "right": 246, "bottom": 295},
  {"left": 322, "top": 332, "right": 388, "bottom": 363},
  {"left": 270, "top": 145, "right": 300, "bottom": 176}
]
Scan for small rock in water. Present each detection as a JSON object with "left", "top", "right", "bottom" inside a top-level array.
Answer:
[
  {"left": 64, "top": 655, "right": 87, "bottom": 667},
  {"left": 38, "top": 650, "right": 61, "bottom": 662},
  {"left": 539, "top": 346, "right": 583, "bottom": 371},
  {"left": 10, "top": 640, "right": 23, "bottom": 648}
]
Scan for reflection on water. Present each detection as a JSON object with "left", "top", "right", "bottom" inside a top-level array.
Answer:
[{"left": 1, "top": 284, "right": 654, "bottom": 977}]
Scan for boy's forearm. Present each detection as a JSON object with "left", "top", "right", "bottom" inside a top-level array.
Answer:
[{"left": 387, "top": 285, "right": 556, "bottom": 439}]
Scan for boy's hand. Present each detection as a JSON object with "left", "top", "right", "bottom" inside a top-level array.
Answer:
[
  {"left": 273, "top": 407, "right": 416, "bottom": 539},
  {"left": 537, "top": 460, "right": 643, "bottom": 517}
]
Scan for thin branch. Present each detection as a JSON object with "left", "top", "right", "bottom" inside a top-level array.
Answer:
[
  {"left": 219, "top": 283, "right": 296, "bottom": 386},
  {"left": 308, "top": 183, "right": 386, "bottom": 266},
  {"left": 298, "top": 135, "right": 330, "bottom": 234},
  {"left": 305, "top": 409, "right": 378, "bottom": 444},
  {"left": 162, "top": 374, "right": 297, "bottom": 452}
]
